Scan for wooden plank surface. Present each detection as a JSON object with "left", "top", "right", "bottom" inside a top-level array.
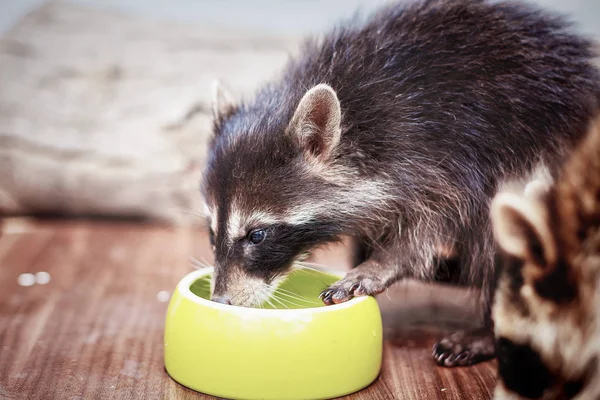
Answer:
[{"left": 0, "top": 218, "right": 496, "bottom": 399}]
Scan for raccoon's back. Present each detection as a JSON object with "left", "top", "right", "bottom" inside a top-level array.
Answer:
[{"left": 269, "top": 0, "right": 600, "bottom": 187}]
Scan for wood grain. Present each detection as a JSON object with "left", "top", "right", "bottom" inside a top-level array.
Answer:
[{"left": 0, "top": 218, "right": 496, "bottom": 399}]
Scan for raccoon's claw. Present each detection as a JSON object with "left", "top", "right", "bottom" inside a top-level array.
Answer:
[
  {"left": 432, "top": 328, "right": 495, "bottom": 367},
  {"left": 432, "top": 349, "right": 471, "bottom": 367},
  {"left": 319, "top": 290, "right": 335, "bottom": 305},
  {"left": 320, "top": 275, "right": 386, "bottom": 305},
  {"left": 319, "top": 288, "right": 351, "bottom": 305}
]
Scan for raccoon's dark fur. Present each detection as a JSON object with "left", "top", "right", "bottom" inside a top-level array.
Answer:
[
  {"left": 201, "top": 0, "right": 600, "bottom": 367},
  {"left": 491, "top": 113, "right": 600, "bottom": 399}
]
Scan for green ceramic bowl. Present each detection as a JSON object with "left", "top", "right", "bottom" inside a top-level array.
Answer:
[{"left": 164, "top": 267, "right": 382, "bottom": 400}]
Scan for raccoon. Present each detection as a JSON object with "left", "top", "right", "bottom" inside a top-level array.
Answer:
[
  {"left": 201, "top": 0, "right": 600, "bottom": 367},
  {"left": 491, "top": 113, "right": 600, "bottom": 399}
]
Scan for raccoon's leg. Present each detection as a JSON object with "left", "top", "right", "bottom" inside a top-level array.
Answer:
[
  {"left": 430, "top": 167, "right": 552, "bottom": 367},
  {"left": 320, "top": 233, "right": 428, "bottom": 305},
  {"left": 319, "top": 258, "right": 399, "bottom": 304},
  {"left": 320, "top": 232, "right": 454, "bottom": 303},
  {"left": 319, "top": 240, "right": 409, "bottom": 304},
  {"left": 432, "top": 284, "right": 496, "bottom": 367},
  {"left": 432, "top": 326, "right": 495, "bottom": 367}
]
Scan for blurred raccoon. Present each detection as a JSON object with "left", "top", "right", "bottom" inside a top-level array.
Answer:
[{"left": 491, "top": 114, "right": 600, "bottom": 399}]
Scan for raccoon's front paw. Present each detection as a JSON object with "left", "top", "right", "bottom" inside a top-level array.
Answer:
[
  {"left": 319, "top": 270, "right": 388, "bottom": 305},
  {"left": 432, "top": 328, "right": 495, "bottom": 367}
]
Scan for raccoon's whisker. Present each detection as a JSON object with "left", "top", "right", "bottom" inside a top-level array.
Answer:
[
  {"left": 250, "top": 287, "right": 264, "bottom": 309},
  {"left": 295, "top": 260, "right": 329, "bottom": 270},
  {"left": 274, "top": 286, "right": 301, "bottom": 295},
  {"left": 269, "top": 294, "right": 291, "bottom": 309},
  {"left": 271, "top": 291, "right": 309, "bottom": 308},
  {"left": 274, "top": 286, "right": 310, "bottom": 298},
  {"left": 263, "top": 293, "right": 278, "bottom": 309},
  {"left": 292, "top": 267, "right": 325, "bottom": 276},
  {"left": 156, "top": 207, "right": 209, "bottom": 228},
  {"left": 293, "top": 264, "right": 330, "bottom": 275},
  {"left": 271, "top": 293, "right": 307, "bottom": 309},
  {"left": 272, "top": 290, "right": 308, "bottom": 304},
  {"left": 176, "top": 208, "right": 208, "bottom": 220},
  {"left": 262, "top": 279, "right": 312, "bottom": 307},
  {"left": 274, "top": 289, "right": 312, "bottom": 304},
  {"left": 190, "top": 257, "right": 213, "bottom": 270},
  {"left": 291, "top": 262, "right": 314, "bottom": 271},
  {"left": 293, "top": 261, "right": 329, "bottom": 273},
  {"left": 264, "top": 283, "right": 292, "bottom": 309},
  {"left": 254, "top": 286, "right": 274, "bottom": 308}
]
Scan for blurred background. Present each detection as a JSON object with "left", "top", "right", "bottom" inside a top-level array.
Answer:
[
  {"left": 1, "top": 0, "right": 599, "bottom": 227},
  {"left": 1, "top": 0, "right": 599, "bottom": 297}
]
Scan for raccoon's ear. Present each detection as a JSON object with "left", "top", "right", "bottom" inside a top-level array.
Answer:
[
  {"left": 288, "top": 84, "right": 341, "bottom": 162},
  {"left": 211, "top": 80, "right": 236, "bottom": 129},
  {"left": 491, "top": 193, "right": 555, "bottom": 267}
]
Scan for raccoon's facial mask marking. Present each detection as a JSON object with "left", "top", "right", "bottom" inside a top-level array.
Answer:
[
  {"left": 209, "top": 218, "right": 341, "bottom": 307},
  {"left": 208, "top": 213, "right": 285, "bottom": 307},
  {"left": 203, "top": 202, "right": 218, "bottom": 249},
  {"left": 491, "top": 193, "right": 555, "bottom": 269},
  {"left": 248, "top": 228, "right": 267, "bottom": 244},
  {"left": 226, "top": 208, "right": 278, "bottom": 243},
  {"left": 491, "top": 192, "right": 578, "bottom": 304}
]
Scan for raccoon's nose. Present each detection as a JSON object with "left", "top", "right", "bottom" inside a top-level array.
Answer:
[{"left": 211, "top": 295, "right": 232, "bottom": 305}]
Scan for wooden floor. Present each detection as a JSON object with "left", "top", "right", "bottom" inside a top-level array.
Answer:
[{"left": 0, "top": 218, "right": 497, "bottom": 400}]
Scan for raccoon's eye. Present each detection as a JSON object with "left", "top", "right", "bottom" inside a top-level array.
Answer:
[
  {"left": 248, "top": 229, "right": 266, "bottom": 244},
  {"left": 209, "top": 228, "right": 215, "bottom": 246}
]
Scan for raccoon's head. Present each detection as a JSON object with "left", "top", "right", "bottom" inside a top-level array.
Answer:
[
  {"left": 200, "top": 82, "right": 348, "bottom": 306},
  {"left": 490, "top": 116, "right": 600, "bottom": 399}
]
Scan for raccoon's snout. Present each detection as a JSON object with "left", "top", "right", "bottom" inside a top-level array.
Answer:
[
  {"left": 211, "top": 264, "right": 278, "bottom": 307},
  {"left": 211, "top": 294, "right": 232, "bottom": 305}
]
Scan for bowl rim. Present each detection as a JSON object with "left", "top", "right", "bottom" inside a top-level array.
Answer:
[{"left": 176, "top": 267, "right": 370, "bottom": 316}]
